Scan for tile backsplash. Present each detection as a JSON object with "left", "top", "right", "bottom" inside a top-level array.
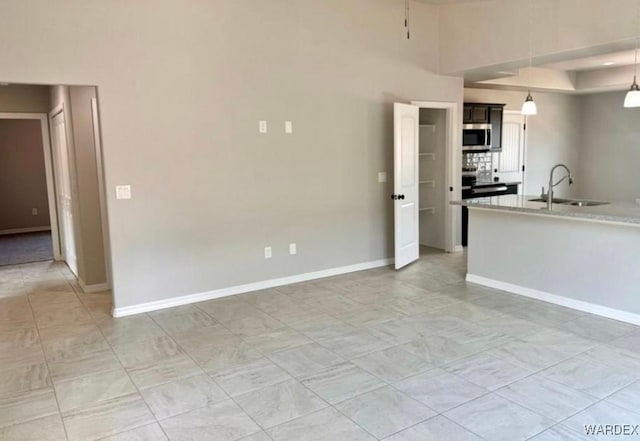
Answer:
[{"left": 463, "top": 152, "right": 493, "bottom": 181}]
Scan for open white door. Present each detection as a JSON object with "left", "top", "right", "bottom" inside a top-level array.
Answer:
[
  {"left": 50, "top": 110, "right": 78, "bottom": 276},
  {"left": 393, "top": 103, "right": 420, "bottom": 269}
]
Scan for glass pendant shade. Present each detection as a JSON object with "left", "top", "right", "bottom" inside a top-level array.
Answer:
[
  {"left": 521, "top": 92, "right": 538, "bottom": 115},
  {"left": 624, "top": 78, "right": 640, "bottom": 108}
]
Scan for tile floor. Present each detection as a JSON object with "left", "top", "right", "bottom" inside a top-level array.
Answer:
[{"left": 1, "top": 249, "right": 640, "bottom": 440}]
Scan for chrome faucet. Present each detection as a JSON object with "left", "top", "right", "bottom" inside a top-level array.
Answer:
[{"left": 543, "top": 164, "right": 573, "bottom": 210}]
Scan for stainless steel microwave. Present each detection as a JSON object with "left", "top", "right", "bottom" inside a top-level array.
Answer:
[{"left": 462, "top": 123, "right": 491, "bottom": 152}]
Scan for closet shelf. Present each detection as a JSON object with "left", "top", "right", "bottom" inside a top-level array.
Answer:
[
  {"left": 419, "top": 152, "right": 436, "bottom": 159},
  {"left": 419, "top": 124, "right": 436, "bottom": 132},
  {"left": 419, "top": 207, "right": 436, "bottom": 214},
  {"left": 419, "top": 180, "right": 436, "bottom": 187}
]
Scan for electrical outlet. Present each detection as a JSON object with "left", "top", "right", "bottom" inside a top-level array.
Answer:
[
  {"left": 31, "top": 208, "right": 38, "bottom": 216},
  {"left": 285, "top": 121, "right": 293, "bottom": 134},
  {"left": 378, "top": 172, "right": 387, "bottom": 183},
  {"left": 264, "top": 246, "right": 272, "bottom": 259},
  {"left": 116, "top": 185, "right": 132, "bottom": 200},
  {"left": 289, "top": 243, "right": 297, "bottom": 255},
  {"left": 636, "top": 198, "right": 640, "bottom": 205},
  {"left": 259, "top": 121, "right": 268, "bottom": 133}
]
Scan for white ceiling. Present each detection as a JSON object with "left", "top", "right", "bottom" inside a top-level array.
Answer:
[{"left": 542, "top": 49, "right": 637, "bottom": 72}]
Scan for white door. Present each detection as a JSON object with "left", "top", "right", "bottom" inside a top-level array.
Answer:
[
  {"left": 494, "top": 112, "right": 526, "bottom": 189},
  {"left": 50, "top": 111, "right": 78, "bottom": 275},
  {"left": 393, "top": 103, "right": 420, "bottom": 269}
]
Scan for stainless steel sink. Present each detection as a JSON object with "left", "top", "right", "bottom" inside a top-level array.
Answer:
[
  {"left": 565, "top": 200, "right": 609, "bottom": 207},
  {"left": 529, "top": 197, "right": 609, "bottom": 207},
  {"left": 528, "top": 197, "right": 573, "bottom": 204}
]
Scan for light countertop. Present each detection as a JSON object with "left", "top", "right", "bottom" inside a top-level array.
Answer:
[{"left": 452, "top": 194, "right": 640, "bottom": 226}]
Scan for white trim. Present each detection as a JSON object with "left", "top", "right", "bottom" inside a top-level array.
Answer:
[
  {"left": 113, "top": 258, "right": 394, "bottom": 318},
  {"left": 0, "top": 112, "right": 60, "bottom": 259},
  {"left": 78, "top": 278, "right": 110, "bottom": 294},
  {"left": 49, "top": 99, "right": 82, "bottom": 277},
  {"left": 466, "top": 273, "right": 640, "bottom": 326},
  {"left": 453, "top": 245, "right": 464, "bottom": 253},
  {"left": 0, "top": 226, "right": 52, "bottom": 236},
  {"left": 411, "top": 101, "right": 460, "bottom": 253}
]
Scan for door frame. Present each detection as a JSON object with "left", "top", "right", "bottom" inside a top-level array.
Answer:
[
  {"left": 410, "top": 101, "right": 461, "bottom": 253},
  {"left": 49, "top": 102, "right": 80, "bottom": 275},
  {"left": 0, "top": 112, "right": 61, "bottom": 259}
]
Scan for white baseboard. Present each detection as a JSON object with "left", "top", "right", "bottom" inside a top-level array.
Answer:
[
  {"left": 79, "top": 278, "right": 110, "bottom": 294},
  {"left": 0, "top": 226, "right": 51, "bottom": 236},
  {"left": 112, "top": 258, "right": 394, "bottom": 318},
  {"left": 453, "top": 245, "right": 464, "bottom": 253},
  {"left": 466, "top": 273, "right": 640, "bottom": 326}
]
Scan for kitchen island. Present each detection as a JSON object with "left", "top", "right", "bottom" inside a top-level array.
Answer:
[{"left": 453, "top": 195, "right": 640, "bottom": 325}]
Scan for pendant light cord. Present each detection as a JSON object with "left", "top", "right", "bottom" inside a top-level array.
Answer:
[
  {"left": 635, "top": 0, "right": 640, "bottom": 83},
  {"left": 634, "top": 40, "right": 638, "bottom": 83},
  {"left": 528, "top": 0, "right": 533, "bottom": 92}
]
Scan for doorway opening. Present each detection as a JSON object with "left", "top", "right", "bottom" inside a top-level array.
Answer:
[
  {"left": 393, "top": 101, "right": 461, "bottom": 270},
  {"left": 0, "top": 113, "right": 55, "bottom": 265},
  {"left": 0, "top": 83, "right": 111, "bottom": 293}
]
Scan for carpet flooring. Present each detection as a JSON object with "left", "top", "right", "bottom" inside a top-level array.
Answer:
[{"left": 0, "top": 231, "right": 53, "bottom": 266}]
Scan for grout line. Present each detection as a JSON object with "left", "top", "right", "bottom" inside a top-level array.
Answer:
[
  {"left": 5, "top": 254, "right": 640, "bottom": 440},
  {"left": 24, "top": 274, "right": 72, "bottom": 441},
  {"left": 94, "top": 313, "right": 173, "bottom": 440}
]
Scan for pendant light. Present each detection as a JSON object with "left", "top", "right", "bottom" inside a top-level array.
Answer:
[
  {"left": 521, "top": 0, "right": 537, "bottom": 115},
  {"left": 625, "top": 3, "right": 640, "bottom": 107}
]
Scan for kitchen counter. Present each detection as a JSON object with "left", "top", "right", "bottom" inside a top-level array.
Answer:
[
  {"left": 457, "top": 194, "right": 640, "bottom": 325},
  {"left": 452, "top": 194, "right": 640, "bottom": 226}
]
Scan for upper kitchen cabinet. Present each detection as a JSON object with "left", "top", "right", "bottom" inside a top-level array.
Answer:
[
  {"left": 463, "top": 103, "right": 505, "bottom": 151},
  {"left": 463, "top": 105, "right": 490, "bottom": 124},
  {"left": 489, "top": 106, "right": 503, "bottom": 151}
]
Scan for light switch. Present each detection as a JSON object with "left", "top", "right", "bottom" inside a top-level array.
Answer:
[
  {"left": 116, "top": 185, "right": 132, "bottom": 200},
  {"left": 285, "top": 121, "right": 293, "bottom": 134},
  {"left": 31, "top": 208, "right": 38, "bottom": 216},
  {"left": 289, "top": 243, "right": 297, "bottom": 255},
  {"left": 259, "top": 121, "right": 268, "bottom": 133},
  {"left": 264, "top": 246, "right": 272, "bottom": 259},
  {"left": 378, "top": 172, "right": 387, "bottom": 183}
]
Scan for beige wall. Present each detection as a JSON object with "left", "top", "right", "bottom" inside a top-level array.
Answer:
[
  {"left": 69, "top": 86, "right": 107, "bottom": 286},
  {"left": 50, "top": 85, "right": 107, "bottom": 286},
  {"left": 0, "top": 118, "right": 50, "bottom": 231},
  {"left": 0, "top": 1, "right": 462, "bottom": 309},
  {"left": 0, "top": 85, "right": 50, "bottom": 113},
  {"left": 464, "top": 88, "right": 581, "bottom": 198},
  {"left": 577, "top": 91, "right": 640, "bottom": 202}
]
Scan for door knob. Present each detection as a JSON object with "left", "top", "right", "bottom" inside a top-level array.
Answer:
[{"left": 391, "top": 194, "right": 406, "bottom": 200}]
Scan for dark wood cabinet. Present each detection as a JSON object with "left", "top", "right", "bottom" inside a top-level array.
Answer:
[
  {"left": 489, "top": 106, "right": 503, "bottom": 151},
  {"left": 463, "top": 106, "right": 473, "bottom": 124},
  {"left": 463, "top": 102, "right": 505, "bottom": 151},
  {"left": 472, "top": 106, "right": 489, "bottom": 123},
  {"left": 463, "top": 105, "right": 489, "bottom": 124}
]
